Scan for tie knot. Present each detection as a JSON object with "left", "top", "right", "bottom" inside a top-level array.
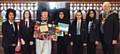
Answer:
[
  {"left": 10, "top": 24, "right": 13, "bottom": 26},
  {"left": 25, "top": 21, "right": 29, "bottom": 28}
]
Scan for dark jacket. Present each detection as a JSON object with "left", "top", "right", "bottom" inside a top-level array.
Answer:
[
  {"left": 71, "top": 19, "right": 88, "bottom": 42},
  {"left": 2, "top": 20, "right": 18, "bottom": 47},
  {"left": 86, "top": 19, "right": 99, "bottom": 42},
  {"left": 19, "top": 20, "right": 35, "bottom": 45},
  {"left": 99, "top": 11, "right": 119, "bottom": 43}
]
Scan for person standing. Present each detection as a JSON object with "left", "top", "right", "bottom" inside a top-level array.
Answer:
[
  {"left": 86, "top": 9, "right": 99, "bottom": 54},
  {"left": 2, "top": 9, "right": 18, "bottom": 54},
  {"left": 55, "top": 10, "right": 70, "bottom": 54},
  {"left": 71, "top": 10, "right": 87, "bottom": 54},
  {"left": 99, "top": 2, "right": 119, "bottom": 54},
  {"left": 19, "top": 10, "right": 35, "bottom": 54},
  {"left": 34, "top": 9, "right": 52, "bottom": 54}
]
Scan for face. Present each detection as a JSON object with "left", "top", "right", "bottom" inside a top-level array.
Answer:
[
  {"left": 8, "top": 12, "right": 14, "bottom": 21},
  {"left": 41, "top": 11, "right": 48, "bottom": 20},
  {"left": 102, "top": 2, "right": 111, "bottom": 13},
  {"left": 76, "top": 12, "right": 82, "bottom": 20},
  {"left": 59, "top": 12, "right": 64, "bottom": 19},
  {"left": 89, "top": 11, "right": 95, "bottom": 18},
  {"left": 24, "top": 11, "right": 30, "bottom": 19}
]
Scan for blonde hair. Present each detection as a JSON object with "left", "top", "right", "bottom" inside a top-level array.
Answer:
[{"left": 103, "top": 2, "right": 111, "bottom": 7}]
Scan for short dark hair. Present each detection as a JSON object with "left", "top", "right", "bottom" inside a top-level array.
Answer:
[
  {"left": 23, "top": 10, "right": 31, "bottom": 20},
  {"left": 40, "top": 8, "right": 49, "bottom": 16},
  {"left": 37, "top": 8, "right": 49, "bottom": 21},
  {"left": 5, "top": 9, "right": 16, "bottom": 20},
  {"left": 41, "top": 8, "right": 48, "bottom": 13}
]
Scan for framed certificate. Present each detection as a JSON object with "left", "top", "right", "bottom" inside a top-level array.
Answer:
[
  {"left": 58, "top": 23, "right": 69, "bottom": 32},
  {"left": 39, "top": 25, "right": 49, "bottom": 33}
]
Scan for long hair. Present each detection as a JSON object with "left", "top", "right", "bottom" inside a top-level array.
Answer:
[
  {"left": 86, "top": 9, "right": 96, "bottom": 22},
  {"left": 22, "top": 10, "right": 32, "bottom": 21}
]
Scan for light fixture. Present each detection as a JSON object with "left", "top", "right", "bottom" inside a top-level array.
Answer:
[
  {"left": 70, "top": 3, "right": 73, "bottom": 7},
  {"left": 49, "top": 2, "right": 56, "bottom": 9}
]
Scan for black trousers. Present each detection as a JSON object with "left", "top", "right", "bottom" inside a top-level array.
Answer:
[
  {"left": 100, "top": 34, "right": 115, "bottom": 54},
  {"left": 4, "top": 46, "right": 16, "bottom": 54},
  {"left": 72, "top": 36, "right": 84, "bottom": 54},
  {"left": 57, "top": 37, "right": 70, "bottom": 54},
  {"left": 22, "top": 44, "right": 35, "bottom": 54},
  {"left": 101, "top": 40, "right": 114, "bottom": 54},
  {"left": 87, "top": 41, "right": 96, "bottom": 54}
]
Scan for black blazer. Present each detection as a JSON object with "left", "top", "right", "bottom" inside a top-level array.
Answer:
[
  {"left": 99, "top": 12, "right": 119, "bottom": 43},
  {"left": 2, "top": 20, "right": 18, "bottom": 47},
  {"left": 19, "top": 20, "right": 35, "bottom": 45},
  {"left": 71, "top": 20, "right": 87, "bottom": 42},
  {"left": 86, "top": 20, "right": 99, "bottom": 42}
]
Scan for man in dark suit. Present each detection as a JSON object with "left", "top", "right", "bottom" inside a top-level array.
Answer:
[
  {"left": 2, "top": 9, "right": 18, "bottom": 54},
  {"left": 99, "top": 2, "right": 119, "bottom": 54},
  {"left": 19, "top": 10, "right": 35, "bottom": 54}
]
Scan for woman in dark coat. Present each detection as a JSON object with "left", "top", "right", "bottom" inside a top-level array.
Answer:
[
  {"left": 71, "top": 10, "right": 87, "bottom": 54},
  {"left": 55, "top": 10, "right": 70, "bottom": 54},
  {"left": 86, "top": 9, "right": 99, "bottom": 54}
]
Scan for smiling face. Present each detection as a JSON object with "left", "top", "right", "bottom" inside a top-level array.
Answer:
[
  {"left": 102, "top": 2, "right": 111, "bottom": 13},
  {"left": 75, "top": 12, "right": 82, "bottom": 20},
  {"left": 89, "top": 11, "right": 95, "bottom": 18},
  {"left": 24, "top": 11, "right": 30, "bottom": 19},
  {"left": 8, "top": 12, "right": 15, "bottom": 22},
  {"left": 59, "top": 12, "right": 64, "bottom": 19},
  {"left": 41, "top": 11, "right": 48, "bottom": 21}
]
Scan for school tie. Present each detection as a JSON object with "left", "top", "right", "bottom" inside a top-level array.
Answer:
[
  {"left": 88, "top": 21, "right": 93, "bottom": 33},
  {"left": 77, "top": 21, "right": 81, "bottom": 35},
  {"left": 10, "top": 24, "right": 14, "bottom": 31},
  {"left": 100, "top": 22, "right": 104, "bottom": 34},
  {"left": 25, "top": 21, "right": 29, "bottom": 28}
]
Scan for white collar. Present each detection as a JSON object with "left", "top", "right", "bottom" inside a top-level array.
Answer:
[
  {"left": 77, "top": 19, "right": 81, "bottom": 22},
  {"left": 25, "top": 19, "right": 29, "bottom": 22},
  {"left": 9, "top": 20, "right": 14, "bottom": 24}
]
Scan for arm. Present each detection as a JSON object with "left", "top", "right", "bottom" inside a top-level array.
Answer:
[
  {"left": 2, "top": 22, "right": 7, "bottom": 37},
  {"left": 113, "top": 13, "right": 119, "bottom": 40}
]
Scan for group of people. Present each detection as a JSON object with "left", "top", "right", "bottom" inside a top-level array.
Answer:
[{"left": 2, "top": 1, "right": 119, "bottom": 54}]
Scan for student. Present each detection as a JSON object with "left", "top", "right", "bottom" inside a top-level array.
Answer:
[
  {"left": 19, "top": 10, "right": 35, "bottom": 54},
  {"left": 86, "top": 9, "right": 99, "bottom": 54},
  {"left": 2, "top": 9, "right": 18, "bottom": 54},
  {"left": 55, "top": 10, "right": 70, "bottom": 54},
  {"left": 34, "top": 9, "right": 52, "bottom": 54},
  {"left": 71, "top": 10, "right": 87, "bottom": 54}
]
